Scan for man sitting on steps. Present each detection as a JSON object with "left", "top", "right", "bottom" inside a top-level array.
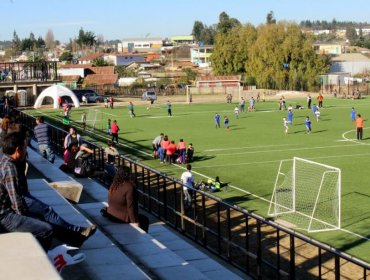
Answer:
[{"left": 0, "top": 131, "right": 96, "bottom": 250}]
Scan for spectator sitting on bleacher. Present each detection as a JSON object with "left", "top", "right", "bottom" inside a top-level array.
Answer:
[
  {"left": 101, "top": 166, "right": 149, "bottom": 233},
  {"left": 74, "top": 143, "right": 94, "bottom": 177},
  {"left": 208, "top": 177, "right": 222, "bottom": 193},
  {"left": 0, "top": 132, "right": 97, "bottom": 251},
  {"left": 60, "top": 127, "right": 82, "bottom": 172},
  {"left": 104, "top": 141, "right": 119, "bottom": 164},
  {"left": 104, "top": 141, "right": 119, "bottom": 180}
]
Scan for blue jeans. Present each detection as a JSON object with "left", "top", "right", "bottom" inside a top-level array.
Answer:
[
  {"left": 38, "top": 144, "right": 55, "bottom": 163},
  {"left": 183, "top": 187, "right": 192, "bottom": 209},
  {"left": 0, "top": 210, "right": 53, "bottom": 251},
  {"left": 179, "top": 149, "right": 186, "bottom": 163},
  {"left": 24, "top": 194, "right": 88, "bottom": 247},
  {"left": 24, "top": 194, "right": 80, "bottom": 232}
]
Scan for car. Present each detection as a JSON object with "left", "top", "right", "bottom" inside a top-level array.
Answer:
[
  {"left": 72, "top": 89, "right": 97, "bottom": 101},
  {"left": 83, "top": 92, "right": 104, "bottom": 103},
  {"left": 142, "top": 91, "right": 157, "bottom": 101}
]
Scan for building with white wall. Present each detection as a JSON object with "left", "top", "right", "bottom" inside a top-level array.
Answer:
[
  {"left": 118, "top": 38, "right": 163, "bottom": 53},
  {"left": 331, "top": 53, "right": 370, "bottom": 75}
]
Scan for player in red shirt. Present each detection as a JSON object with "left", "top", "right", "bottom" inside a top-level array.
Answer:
[{"left": 166, "top": 141, "right": 176, "bottom": 164}]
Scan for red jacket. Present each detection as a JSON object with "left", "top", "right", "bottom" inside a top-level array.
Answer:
[
  {"left": 111, "top": 123, "right": 119, "bottom": 134},
  {"left": 166, "top": 143, "right": 176, "bottom": 155}
]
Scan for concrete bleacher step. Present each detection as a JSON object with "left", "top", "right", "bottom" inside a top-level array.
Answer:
[
  {"left": 28, "top": 179, "right": 151, "bottom": 280},
  {"left": 27, "top": 145, "right": 245, "bottom": 279},
  {"left": 80, "top": 203, "right": 213, "bottom": 280},
  {"left": 0, "top": 232, "right": 61, "bottom": 280},
  {"left": 148, "top": 224, "right": 243, "bottom": 279}
]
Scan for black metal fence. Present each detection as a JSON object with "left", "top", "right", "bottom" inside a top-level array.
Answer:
[
  {"left": 0, "top": 61, "right": 58, "bottom": 83},
  {"left": 16, "top": 109, "right": 370, "bottom": 280}
]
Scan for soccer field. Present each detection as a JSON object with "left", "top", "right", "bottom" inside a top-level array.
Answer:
[{"left": 29, "top": 96, "right": 370, "bottom": 263}]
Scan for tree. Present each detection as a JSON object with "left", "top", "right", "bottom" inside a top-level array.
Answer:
[
  {"left": 217, "top": 11, "right": 241, "bottom": 34},
  {"left": 76, "top": 27, "right": 97, "bottom": 49},
  {"left": 200, "top": 25, "right": 216, "bottom": 45},
  {"left": 45, "top": 29, "right": 55, "bottom": 50},
  {"left": 115, "top": 66, "right": 137, "bottom": 78},
  {"left": 20, "top": 38, "right": 33, "bottom": 52},
  {"left": 212, "top": 24, "right": 257, "bottom": 75},
  {"left": 36, "top": 36, "right": 45, "bottom": 49},
  {"left": 84, "top": 31, "right": 97, "bottom": 47},
  {"left": 346, "top": 26, "right": 358, "bottom": 42},
  {"left": 266, "top": 11, "right": 276, "bottom": 24},
  {"left": 59, "top": 52, "right": 73, "bottom": 62},
  {"left": 91, "top": 57, "right": 111, "bottom": 66},
  {"left": 76, "top": 27, "right": 85, "bottom": 48},
  {"left": 12, "top": 30, "right": 20, "bottom": 55},
  {"left": 29, "top": 32, "right": 36, "bottom": 43},
  {"left": 246, "top": 22, "right": 330, "bottom": 91},
  {"left": 96, "top": 34, "right": 104, "bottom": 46},
  {"left": 178, "top": 68, "right": 197, "bottom": 84},
  {"left": 191, "top": 20, "right": 216, "bottom": 45},
  {"left": 192, "top": 21, "right": 205, "bottom": 42}
]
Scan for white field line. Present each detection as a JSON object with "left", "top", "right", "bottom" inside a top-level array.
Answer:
[
  {"left": 211, "top": 143, "right": 362, "bottom": 156},
  {"left": 86, "top": 110, "right": 120, "bottom": 118},
  {"left": 99, "top": 111, "right": 120, "bottom": 118},
  {"left": 159, "top": 152, "right": 370, "bottom": 170},
  {"left": 204, "top": 143, "right": 299, "bottom": 152},
  {"left": 342, "top": 127, "right": 370, "bottom": 145},
  {"left": 35, "top": 110, "right": 369, "bottom": 241},
  {"left": 148, "top": 116, "right": 178, "bottom": 119}
]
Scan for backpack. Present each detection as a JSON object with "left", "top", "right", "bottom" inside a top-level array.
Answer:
[{"left": 74, "top": 153, "right": 93, "bottom": 177}]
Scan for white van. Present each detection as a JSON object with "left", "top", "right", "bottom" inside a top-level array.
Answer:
[{"left": 141, "top": 91, "right": 157, "bottom": 101}]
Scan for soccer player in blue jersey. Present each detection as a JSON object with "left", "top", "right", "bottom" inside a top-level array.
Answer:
[
  {"left": 305, "top": 116, "right": 312, "bottom": 134},
  {"left": 287, "top": 109, "right": 293, "bottom": 124},
  {"left": 214, "top": 113, "right": 221, "bottom": 128},
  {"left": 312, "top": 104, "right": 317, "bottom": 115},
  {"left": 224, "top": 116, "right": 230, "bottom": 130},
  {"left": 351, "top": 107, "right": 356, "bottom": 122}
]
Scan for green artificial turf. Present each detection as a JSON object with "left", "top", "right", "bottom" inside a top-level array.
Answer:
[{"left": 26, "top": 96, "right": 370, "bottom": 263}]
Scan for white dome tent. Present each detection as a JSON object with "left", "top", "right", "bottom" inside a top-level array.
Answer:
[{"left": 34, "top": 85, "right": 80, "bottom": 109}]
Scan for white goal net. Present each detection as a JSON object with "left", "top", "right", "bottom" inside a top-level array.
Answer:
[
  {"left": 268, "top": 157, "right": 341, "bottom": 232},
  {"left": 86, "top": 109, "right": 110, "bottom": 132}
]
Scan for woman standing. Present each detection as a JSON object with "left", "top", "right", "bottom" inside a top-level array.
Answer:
[
  {"left": 101, "top": 166, "right": 149, "bottom": 232},
  {"left": 111, "top": 120, "right": 119, "bottom": 144}
]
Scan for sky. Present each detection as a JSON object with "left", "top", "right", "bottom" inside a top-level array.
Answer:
[{"left": 0, "top": 0, "right": 369, "bottom": 43}]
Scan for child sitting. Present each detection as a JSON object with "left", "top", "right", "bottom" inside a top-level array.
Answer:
[{"left": 208, "top": 176, "right": 222, "bottom": 193}]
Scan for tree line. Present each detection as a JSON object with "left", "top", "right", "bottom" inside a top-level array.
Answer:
[
  {"left": 7, "top": 27, "right": 103, "bottom": 60},
  {"left": 193, "top": 12, "right": 331, "bottom": 91},
  {"left": 300, "top": 19, "right": 369, "bottom": 30}
]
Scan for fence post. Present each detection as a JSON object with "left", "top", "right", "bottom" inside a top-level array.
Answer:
[
  {"left": 217, "top": 202, "right": 221, "bottom": 255},
  {"left": 201, "top": 194, "right": 207, "bottom": 247},
  {"left": 335, "top": 255, "right": 340, "bottom": 280},
  {"left": 227, "top": 208, "right": 231, "bottom": 261},
  {"left": 290, "top": 235, "right": 295, "bottom": 279},
  {"left": 161, "top": 173, "right": 166, "bottom": 221},
  {"left": 257, "top": 220, "right": 262, "bottom": 280}
]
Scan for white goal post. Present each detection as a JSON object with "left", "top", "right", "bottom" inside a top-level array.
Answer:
[
  {"left": 86, "top": 109, "right": 109, "bottom": 132},
  {"left": 268, "top": 157, "right": 341, "bottom": 233}
]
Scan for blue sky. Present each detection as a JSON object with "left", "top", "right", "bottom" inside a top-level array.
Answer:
[{"left": 1, "top": 0, "right": 369, "bottom": 43}]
